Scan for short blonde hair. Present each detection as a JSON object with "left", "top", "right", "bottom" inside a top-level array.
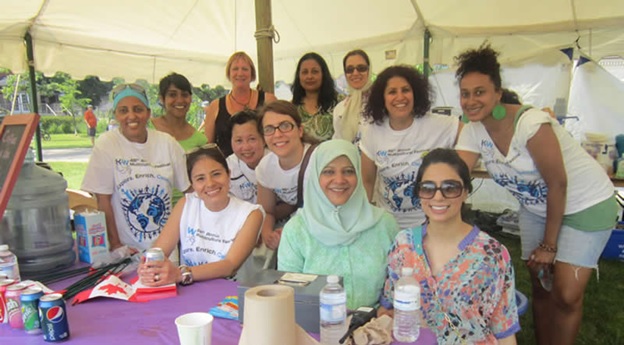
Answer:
[{"left": 225, "top": 52, "right": 256, "bottom": 82}]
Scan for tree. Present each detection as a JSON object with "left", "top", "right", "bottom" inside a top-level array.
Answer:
[{"left": 78, "top": 76, "right": 112, "bottom": 107}]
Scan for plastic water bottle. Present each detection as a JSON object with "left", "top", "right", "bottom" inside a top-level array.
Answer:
[
  {"left": 537, "top": 265, "right": 553, "bottom": 292},
  {"left": 0, "top": 245, "right": 21, "bottom": 281},
  {"left": 393, "top": 267, "right": 420, "bottom": 342},
  {"left": 320, "top": 275, "right": 347, "bottom": 345}
]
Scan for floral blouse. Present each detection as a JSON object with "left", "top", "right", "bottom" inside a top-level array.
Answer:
[
  {"left": 380, "top": 225, "right": 520, "bottom": 344},
  {"left": 298, "top": 105, "right": 334, "bottom": 142}
]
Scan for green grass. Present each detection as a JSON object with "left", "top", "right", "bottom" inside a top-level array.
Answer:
[
  {"left": 493, "top": 232, "right": 624, "bottom": 345},
  {"left": 34, "top": 133, "right": 94, "bottom": 149},
  {"left": 48, "top": 161, "right": 88, "bottom": 190}
]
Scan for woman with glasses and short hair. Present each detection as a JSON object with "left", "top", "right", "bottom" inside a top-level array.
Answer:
[
  {"left": 379, "top": 148, "right": 519, "bottom": 344},
  {"left": 137, "top": 145, "right": 264, "bottom": 286},
  {"left": 255, "top": 100, "right": 318, "bottom": 253},
  {"left": 291, "top": 52, "right": 338, "bottom": 142},
  {"left": 333, "top": 49, "right": 373, "bottom": 145},
  {"left": 360, "top": 65, "right": 462, "bottom": 230},
  {"left": 204, "top": 52, "right": 277, "bottom": 156},
  {"left": 81, "top": 84, "right": 190, "bottom": 253}
]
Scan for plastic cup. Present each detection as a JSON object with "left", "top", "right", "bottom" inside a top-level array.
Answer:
[{"left": 175, "top": 312, "right": 213, "bottom": 345}]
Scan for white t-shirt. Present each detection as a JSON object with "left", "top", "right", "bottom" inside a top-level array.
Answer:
[
  {"left": 255, "top": 144, "right": 311, "bottom": 206},
  {"left": 179, "top": 194, "right": 262, "bottom": 266},
  {"left": 81, "top": 128, "right": 189, "bottom": 251},
  {"left": 332, "top": 97, "right": 370, "bottom": 146},
  {"left": 456, "top": 108, "right": 614, "bottom": 216},
  {"left": 226, "top": 149, "right": 268, "bottom": 204},
  {"left": 360, "top": 114, "right": 459, "bottom": 229}
]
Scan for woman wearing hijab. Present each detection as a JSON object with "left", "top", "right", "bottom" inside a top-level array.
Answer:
[
  {"left": 332, "top": 49, "right": 373, "bottom": 145},
  {"left": 278, "top": 139, "right": 400, "bottom": 309}
]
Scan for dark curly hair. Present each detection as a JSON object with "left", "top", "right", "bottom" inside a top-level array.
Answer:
[
  {"left": 364, "top": 65, "right": 432, "bottom": 124},
  {"left": 291, "top": 52, "right": 338, "bottom": 113},
  {"left": 454, "top": 43, "right": 502, "bottom": 91}
]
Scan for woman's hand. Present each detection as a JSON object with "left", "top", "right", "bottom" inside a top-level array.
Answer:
[
  {"left": 527, "top": 246, "right": 556, "bottom": 268},
  {"left": 377, "top": 306, "right": 394, "bottom": 318},
  {"left": 262, "top": 228, "right": 283, "bottom": 251},
  {"left": 138, "top": 259, "right": 180, "bottom": 286}
]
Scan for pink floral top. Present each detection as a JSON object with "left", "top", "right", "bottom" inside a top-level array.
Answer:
[{"left": 380, "top": 225, "right": 520, "bottom": 344}]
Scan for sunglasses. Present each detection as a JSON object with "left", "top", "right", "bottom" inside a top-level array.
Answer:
[
  {"left": 262, "top": 121, "right": 296, "bottom": 136},
  {"left": 111, "top": 83, "right": 147, "bottom": 99},
  {"left": 345, "top": 65, "right": 369, "bottom": 74},
  {"left": 417, "top": 180, "right": 464, "bottom": 199}
]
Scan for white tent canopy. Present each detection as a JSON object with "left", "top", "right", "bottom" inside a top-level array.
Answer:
[{"left": 1, "top": 0, "right": 624, "bottom": 85}]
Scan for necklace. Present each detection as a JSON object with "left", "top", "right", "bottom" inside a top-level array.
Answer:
[{"left": 229, "top": 89, "right": 253, "bottom": 109}]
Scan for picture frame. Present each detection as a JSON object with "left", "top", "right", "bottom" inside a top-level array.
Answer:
[{"left": 0, "top": 113, "right": 41, "bottom": 216}]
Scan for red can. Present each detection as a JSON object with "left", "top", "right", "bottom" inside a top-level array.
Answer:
[
  {"left": 0, "top": 279, "right": 16, "bottom": 323},
  {"left": 5, "top": 282, "right": 27, "bottom": 329}
]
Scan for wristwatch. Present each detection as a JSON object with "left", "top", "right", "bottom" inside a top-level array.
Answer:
[{"left": 179, "top": 265, "right": 194, "bottom": 285}]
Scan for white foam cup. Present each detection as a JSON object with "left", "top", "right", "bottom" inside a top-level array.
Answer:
[{"left": 175, "top": 312, "right": 214, "bottom": 345}]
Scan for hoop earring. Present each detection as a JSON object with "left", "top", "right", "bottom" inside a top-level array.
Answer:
[{"left": 492, "top": 104, "right": 506, "bottom": 120}]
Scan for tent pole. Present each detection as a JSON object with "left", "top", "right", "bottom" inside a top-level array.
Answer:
[
  {"left": 423, "top": 28, "right": 431, "bottom": 78},
  {"left": 255, "top": 0, "right": 275, "bottom": 93},
  {"left": 25, "top": 32, "right": 42, "bottom": 162}
]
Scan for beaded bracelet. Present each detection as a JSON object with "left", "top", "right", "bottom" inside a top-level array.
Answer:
[{"left": 538, "top": 242, "right": 558, "bottom": 253}]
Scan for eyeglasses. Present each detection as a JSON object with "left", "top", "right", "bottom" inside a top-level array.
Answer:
[
  {"left": 345, "top": 65, "right": 369, "bottom": 74},
  {"left": 262, "top": 121, "right": 296, "bottom": 136},
  {"left": 417, "top": 180, "right": 464, "bottom": 199}
]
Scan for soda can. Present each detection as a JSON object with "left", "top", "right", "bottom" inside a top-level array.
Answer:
[
  {"left": 0, "top": 279, "right": 16, "bottom": 323},
  {"left": 21, "top": 287, "right": 44, "bottom": 334},
  {"left": 5, "top": 282, "right": 27, "bottom": 328},
  {"left": 144, "top": 247, "right": 165, "bottom": 263},
  {"left": 39, "top": 293, "right": 70, "bottom": 342}
]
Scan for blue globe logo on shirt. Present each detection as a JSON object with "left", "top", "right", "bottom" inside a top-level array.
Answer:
[{"left": 122, "top": 185, "right": 171, "bottom": 242}]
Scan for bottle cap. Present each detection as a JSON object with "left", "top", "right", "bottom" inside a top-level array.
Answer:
[
  {"left": 0, "top": 244, "right": 8, "bottom": 251},
  {"left": 401, "top": 267, "right": 414, "bottom": 276},
  {"left": 327, "top": 275, "right": 339, "bottom": 284}
]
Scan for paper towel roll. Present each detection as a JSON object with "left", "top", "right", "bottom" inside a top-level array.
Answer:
[{"left": 239, "top": 284, "right": 297, "bottom": 345}]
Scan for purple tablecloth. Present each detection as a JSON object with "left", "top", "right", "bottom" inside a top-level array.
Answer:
[{"left": 1, "top": 275, "right": 436, "bottom": 344}]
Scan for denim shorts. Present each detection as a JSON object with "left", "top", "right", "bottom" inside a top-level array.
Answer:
[{"left": 518, "top": 207, "right": 612, "bottom": 268}]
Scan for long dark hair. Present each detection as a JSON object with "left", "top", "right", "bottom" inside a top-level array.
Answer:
[
  {"left": 291, "top": 52, "right": 337, "bottom": 113},
  {"left": 364, "top": 65, "right": 432, "bottom": 125},
  {"left": 415, "top": 148, "right": 473, "bottom": 221}
]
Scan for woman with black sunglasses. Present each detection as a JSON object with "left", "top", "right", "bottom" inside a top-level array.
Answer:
[
  {"left": 379, "top": 148, "right": 519, "bottom": 344},
  {"left": 333, "top": 49, "right": 373, "bottom": 145},
  {"left": 81, "top": 84, "right": 190, "bottom": 255}
]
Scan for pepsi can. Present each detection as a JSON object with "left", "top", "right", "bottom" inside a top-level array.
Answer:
[
  {"left": 144, "top": 247, "right": 165, "bottom": 263},
  {"left": 39, "top": 293, "right": 70, "bottom": 342},
  {"left": 21, "top": 287, "right": 44, "bottom": 334}
]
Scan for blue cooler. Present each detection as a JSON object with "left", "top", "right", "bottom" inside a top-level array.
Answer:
[{"left": 601, "top": 225, "right": 624, "bottom": 261}]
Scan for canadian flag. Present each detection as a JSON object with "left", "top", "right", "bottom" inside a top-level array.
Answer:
[{"left": 72, "top": 275, "right": 176, "bottom": 304}]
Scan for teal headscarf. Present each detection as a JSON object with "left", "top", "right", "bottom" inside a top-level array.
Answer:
[{"left": 301, "top": 139, "right": 386, "bottom": 246}]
